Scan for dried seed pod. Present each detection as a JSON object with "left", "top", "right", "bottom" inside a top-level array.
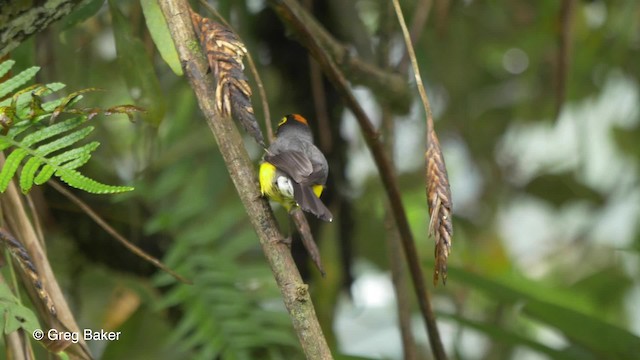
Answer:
[
  {"left": 425, "top": 128, "right": 452, "bottom": 285},
  {"left": 190, "top": 10, "right": 265, "bottom": 147}
]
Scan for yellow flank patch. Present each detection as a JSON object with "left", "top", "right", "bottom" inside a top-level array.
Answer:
[
  {"left": 312, "top": 184, "right": 324, "bottom": 198},
  {"left": 259, "top": 162, "right": 276, "bottom": 196},
  {"left": 259, "top": 161, "right": 295, "bottom": 210}
]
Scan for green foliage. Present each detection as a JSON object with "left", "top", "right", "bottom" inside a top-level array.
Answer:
[
  {"left": 109, "top": 0, "right": 166, "bottom": 126},
  {"left": 60, "top": 0, "right": 106, "bottom": 30},
  {"left": 4, "top": 1, "right": 640, "bottom": 359},
  {"left": 439, "top": 312, "right": 578, "bottom": 360},
  {"left": 140, "top": 89, "right": 301, "bottom": 359},
  {"left": 446, "top": 265, "right": 640, "bottom": 359},
  {"left": 0, "top": 66, "right": 39, "bottom": 99},
  {"left": 140, "top": 0, "right": 183, "bottom": 76},
  {"left": 150, "top": 160, "right": 301, "bottom": 360},
  {"left": 0, "top": 60, "right": 134, "bottom": 194},
  {"left": 0, "top": 282, "right": 40, "bottom": 336}
]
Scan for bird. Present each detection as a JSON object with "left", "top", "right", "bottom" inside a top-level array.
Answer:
[{"left": 259, "top": 114, "right": 333, "bottom": 222}]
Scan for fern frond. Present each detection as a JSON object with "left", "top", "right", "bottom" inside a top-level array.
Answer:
[
  {"left": 0, "top": 148, "right": 28, "bottom": 191},
  {"left": 0, "top": 60, "right": 14, "bottom": 78},
  {"left": 21, "top": 116, "right": 87, "bottom": 148},
  {"left": 0, "top": 67, "right": 40, "bottom": 99},
  {"left": 148, "top": 150, "right": 301, "bottom": 359},
  {"left": 0, "top": 114, "right": 132, "bottom": 194},
  {"left": 34, "top": 165, "right": 55, "bottom": 185},
  {"left": 0, "top": 83, "right": 66, "bottom": 108},
  {"left": 49, "top": 142, "right": 100, "bottom": 170},
  {"left": 35, "top": 125, "right": 94, "bottom": 156},
  {"left": 56, "top": 168, "right": 133, "bottom": 194},
  {"left": 19, "top": 157, "right": 44, "bottom": 193},
  {"left": 0, "top": 60, "right": 135, "bottom": 194}
]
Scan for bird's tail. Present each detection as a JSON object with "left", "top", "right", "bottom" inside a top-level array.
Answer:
[{"left": 293, "top": 183, "right": 333, "bottom": 222}]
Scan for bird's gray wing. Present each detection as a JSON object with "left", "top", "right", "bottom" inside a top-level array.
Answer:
[{"left": 265, "top": 151, "right": 313, "bottom": 184}]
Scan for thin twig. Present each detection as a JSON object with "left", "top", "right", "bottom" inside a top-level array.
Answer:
[
  {"left": 397, "top": 0, "right": 433, "bottom": 73},
  {"left": 379, "top": 3, "right": 418, "bottom": 356},
  {"left": 291, "top": 207, "right": 325, "bottom": 276},
  {"left": 382, "top": 110, "right": 419, "bottom": 360},
  {"left": 24, "top": 190, "right": 45, "bottom": 247},
  {"left": 48, "top": 180, "right": 191, "bottom": 284},
  {"left": 198, "top": 0, "right": 273, "bottom": 143},
  {"left": 392, "top": 0, "right": 453, "bottom": 288},
  {"left": 269, "top": 1, "right": 447, "bottom": 358},
  {"left": 391, "top": 0, "right": 434, "bottom": 129},
  {"left": 158, "top": 1, "right": 333, "bottom": 358}
]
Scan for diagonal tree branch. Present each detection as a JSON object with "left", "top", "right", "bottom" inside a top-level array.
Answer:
[
  {"left": 269, "top": 1, "right": 447, "bottom": 358},
  {"left": 48, "top": 180, "right": 190, "bottom": 284},
  {"left": 157, "top": 1, "right": 332, "bottom": 359},
  {"left": 0, "top": 153, "right": 93, "bottom": 359},
  {"left": 0, "top": 0, "right": 83, "bottom": 56}
]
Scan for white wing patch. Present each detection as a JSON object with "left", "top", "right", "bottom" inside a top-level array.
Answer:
[{"left": 276, "top": 176, "right": 295, "bottom": 200}]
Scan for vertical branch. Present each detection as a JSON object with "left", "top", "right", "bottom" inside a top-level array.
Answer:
[
  {"left": 379, "top": 3, "right": 418, "bottom": 358},
  {"left": 157, "top": 1, "right": 333, "bottom": 359},
  {"left": 302, "top": 0, "right": 333, "bottom": 152},
  {"left": 382, "top": 109, "right": 419, "bottom": 360}
]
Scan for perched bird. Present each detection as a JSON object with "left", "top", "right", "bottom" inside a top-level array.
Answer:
[{"left": 259, "top": 114, "right": 333, "bottom": 222}]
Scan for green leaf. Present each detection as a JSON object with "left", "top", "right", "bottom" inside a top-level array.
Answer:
[
  {"left": 35, "top": 126, "right": 95, "bottom": 156},
  {"left": 56, "top": 168, "right": 134, "bottom": 194},
  {"left": 5, "top": 302, "right": 40, "bottom": 334},
  {"left": 109, "top": 0, "right": 165, "bottom": 126},
  {"left": 0, "top": 82, "right": 66, "bottom": 108},
  {"left": 524, "top": 300, "right": 640, "bottom": 359},
  {"left": 0, "top": 148, "right": 28, "bottom": 192},
  {"left": 0, "top": 67, "right": 40, "bottom": 99},
  {"left": 0, "top": 66, "right": 135, "bottom": 195},
  {"left": 49, "top": 141, "right": 100, "bottom": 169},
  {"left": 61, "top": 0, "right": 106, "bottom": 30},
  {"left": 0, "top": 60, "right": 15, "bottom": 78},
  {"left": 450, "top": 266, "right": 640, "bottom": 359},
  {"left": 20, "top": 116, "right": 86, "bottom": 148},
  {"left": 56, "top": 352, "right": 71, "bottom": 360},
  {"left": 0, "top": 137, "right": 11, "bottom": 151},
  {"left": 19, "top": 157, "right": 43, "bottom": 193},
  {"left": 141, "top": 0, "right": 183, "bottom": 76},
  {"left": 34, "top": 164, "right": 55, "bottom": 185},
  {"left": 0, "top": 282, "right": 41, "bottom": 335},
  {"left": 439, "top": 312, "right": 580, "bottom": 360}
]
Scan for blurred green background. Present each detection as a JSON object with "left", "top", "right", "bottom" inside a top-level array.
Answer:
[{"left": 2, "top": 0, "right": 640, "bottom": 359}]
